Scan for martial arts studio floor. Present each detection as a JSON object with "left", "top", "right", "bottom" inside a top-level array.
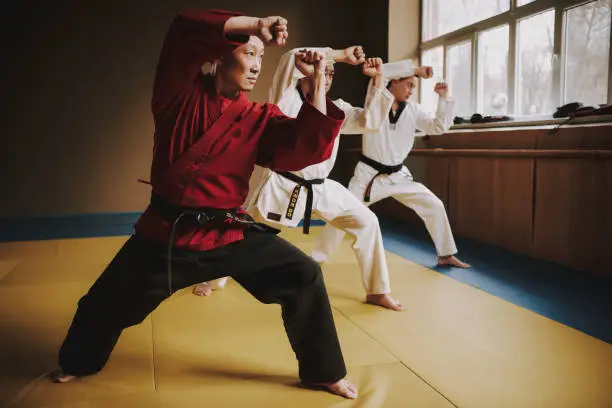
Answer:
[{"left": 1, "top": 223, "right": 611, "bottom": 408}]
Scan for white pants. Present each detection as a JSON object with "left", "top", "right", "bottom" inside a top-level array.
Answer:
[
  {"left": 315, "top": 169, "right": 458, "bottom": 262},
  {"left": 208, "top": 179, "right": 392, "bottom": 295}
]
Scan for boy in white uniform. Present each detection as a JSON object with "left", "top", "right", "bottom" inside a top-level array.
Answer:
[{"left": 312, "top": 66, "right": 471, "bottom": 269}]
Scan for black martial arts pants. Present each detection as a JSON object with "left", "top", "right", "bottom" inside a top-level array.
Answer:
[{"left": 58, "top": 228, "right": 347, "bottom": 385}]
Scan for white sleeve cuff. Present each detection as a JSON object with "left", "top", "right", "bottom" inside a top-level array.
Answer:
[{"left": 383, "top": 59, "right": 415, "bottom": 80}]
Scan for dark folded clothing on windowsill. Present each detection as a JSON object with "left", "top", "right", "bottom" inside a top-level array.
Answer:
[
  {"left": 572, "top": 104, "right": 612, "bottom": 117},
  {"left": 453, "top": 114, "right": 513, "bottom": 125},
  {"left": 452, "top": 104, "right": 612, "bottom": 128},
  {"left": 553, "top": 102, "right": 612, "bottom": 118}
]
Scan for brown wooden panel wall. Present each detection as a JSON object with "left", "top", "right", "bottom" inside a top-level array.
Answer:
[
  {"left": 330, "top": 123, "right": 612, "bottom": 278},
  {"left": 448, "top": 157, "right": 535, "bottom": 255},
  {"left": 533, "top": 159, "right": 612, "bottom": 278}
]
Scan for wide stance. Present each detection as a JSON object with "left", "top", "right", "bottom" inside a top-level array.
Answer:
[
  {"left": 313, "top": 64, "right": 470, "bottom": 270},
  {"left": 51, "top": 9, "right": 357, "bottom": 399}
]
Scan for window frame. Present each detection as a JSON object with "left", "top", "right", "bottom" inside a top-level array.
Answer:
[{"left": 419, "top": 0, "right": 612, "bottom": 117}]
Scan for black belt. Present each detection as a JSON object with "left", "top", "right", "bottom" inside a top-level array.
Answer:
[
  {"left": 359, "top": 155, "right": 403, "bottom": 202},
  {"left": 149, "top": 194, "right": 277, "bottom": 295},
  {"left": 150, "top": 194, "right": 254, "bottom": 227},
  {"left": 277, "top": 171, "right": 325, "bottom": 234}
]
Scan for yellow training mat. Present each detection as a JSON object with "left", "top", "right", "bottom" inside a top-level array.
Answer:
[
  {"left": 0, "top": 229, "right": 611, "bottom": 407},
  {"left": 292, "top": 228, "right": 612, "bottom": 408}
]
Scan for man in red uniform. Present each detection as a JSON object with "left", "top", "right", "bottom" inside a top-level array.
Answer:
[{"left": 51, "top": 9, "right": 358, "bottom": 399}]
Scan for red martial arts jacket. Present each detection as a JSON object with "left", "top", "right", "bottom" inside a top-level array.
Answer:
[{"left": 133, "top": 9, "right": 344, "bottom": 251}]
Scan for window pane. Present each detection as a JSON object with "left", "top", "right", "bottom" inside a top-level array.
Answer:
[
  {"left": 446, "top": 41, "right": 473, "bottom": 117},
  {"left": 517, "top": 0, "right": 536, "bottom": 6},
  {"left": 478, "top": 25, "right": 510, "bottom": 114},
  {"left": 517, "top": 9, "right": 555, "bottom": 115},
  {"left": 420, "top": 47, "right": 444, "bottom": 114},
  {"left": 564, "top": 0, "right": 611, "bottom": 106},
  {"left": 422, "top": 0, "right": 510, "bottom": 41}
]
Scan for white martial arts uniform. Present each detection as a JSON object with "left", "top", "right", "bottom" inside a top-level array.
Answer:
[
  {"left": 313, "top": 66, "right": 458, "bottom": 263},
  {"left": 242, "top": 48, "right": 415, "bottom": 295}
]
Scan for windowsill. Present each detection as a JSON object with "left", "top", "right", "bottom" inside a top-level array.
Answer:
[{"left": 446, "top": 114, "right": 612, "bottom": 132}]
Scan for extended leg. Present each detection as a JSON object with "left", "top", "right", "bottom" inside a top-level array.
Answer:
[
  {"left": 391, "top": 181, "right": 470, "bottom": 268},
  {"left": 312, "top": 182, "right": 401, "bottom": 310},
  {"left": 222, "top": 230, "right": 357, "bottom": 399},
  {"left": 311, "top": 223, "right": 347, "bottom": 264},
  {"left": 53, "top": 236, "right": 202, "bottom": 381}
]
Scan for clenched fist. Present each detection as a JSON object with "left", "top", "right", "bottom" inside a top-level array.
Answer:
[
  {"left": 415, "top": 66, "right": 433, "bottom": 79},
  {"left": 362, "top": 57, "right": 384, "bottom": 77},
  {"left": 295, "top": 49, "right": 328, "bottom": 77},
  {"left": 434, "top": 82, "right": 449, "bottom": 98},
  {"left": 256, "top": 16, "right": 288, "bottom": 46},
  {"left": 341, "top": 45, "right": 366, "bottom": 65}
]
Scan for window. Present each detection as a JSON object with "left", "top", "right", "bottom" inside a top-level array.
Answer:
[
  {"left": 478, "top": 25, "right": 510, "bottom": 114},
  {"left": 421, "top": 46, "right": 444, "bottom": 114},
  {"left": 447, "top": 41, "right": 473, "bottom": 116},
  {"left": 564, "top": 1, "right": 611, "bottom": 106},
  {"left": 517, "top": 9, "right": 555, "bottom": 115},
  {"left": 420, "top": 0, "right": 612, "bottom": 121},
  {"left": 422, "top": 0, "right": 510, "bottom": 41}
]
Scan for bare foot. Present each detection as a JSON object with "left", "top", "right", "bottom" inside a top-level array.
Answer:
[
  {"left": 365, "top": 293, "right": 403, "bottom": 311},
  {"left": 438, "top": 255, "right": 471, "bottom": 268},
  {"left": 192, "top": 282, "right": 213, "bottom": 297},
  {"left": 310, "top": 379, "right": 358, "bottom": 399},
  {"left": 49, "top": 369, "right": 77, "bottom": 383}
]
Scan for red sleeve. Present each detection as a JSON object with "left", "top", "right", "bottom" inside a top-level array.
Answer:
[
  {"left": 256, "top": 99, "right": 346, "bottom": 171},
  {"left": 152, "top": 9, "right": 249, "bottom": 114}
]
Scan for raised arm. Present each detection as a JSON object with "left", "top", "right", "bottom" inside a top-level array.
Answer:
[
  {"left": 269, "top": 45, "right": 366, "bottom": 105},
  {"left": 415, "top": 83, "right": 456, "bottom": 135},
  {"left": 364, "top": 59, "right": 434, "bottom": 98},
  {"left": 327, "top": 46, "right": 367, "bottom": 65},
  {"left": 258, "top": 51, "right": 344, "bottom": 170},
  {"left": 152, "top": 10, "right": 288, "bottom": 114},
  {"left": 152, "top": 10, "right": 246, "bottom": 114},
  {"left": 268, "top": 47, "right": 331, "bottom": 105},
  {"left": 336, "top": 58, "right": 393, "bottom": 134}
]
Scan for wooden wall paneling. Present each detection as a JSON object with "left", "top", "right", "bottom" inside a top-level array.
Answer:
[
  {"left": 449, "top": 157, "right": 496, "bottom": 244},
  {"left": 599, "top": 160, "right": 612, "bottom": 278},
  {"left": 493, "top": 158, "right": 535, "bottom": 255},
  {"left": 536, "top": 124, "right": 612, "bottom": 150},
  {"left": 424, "top": 156, "right": 450, "bottom": 207},
  {"left": 449, "top": 157, "right": 534, "bottom": 254},
  {"left": 533, "top": 158, "right": 612, "bottom": 278},
  {"left": 424, "top": 129, "right": 538, "bottom": 149}
]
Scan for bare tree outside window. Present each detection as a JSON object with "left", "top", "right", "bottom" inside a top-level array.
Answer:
[
  {"left": 420, "top": 0, "right": 611, "bottom": 121},
  {"left": 517, "top": 9, "right": 556, "bottom": 115},
  {"left": 447, "top": 41, "right": 473, "bottom": 116},
  {"left": 478, "top": 25, "right": 510, "bottom": 114},
  {"left": 564, "top": 0, "right": 611, "bottom": 106}
]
